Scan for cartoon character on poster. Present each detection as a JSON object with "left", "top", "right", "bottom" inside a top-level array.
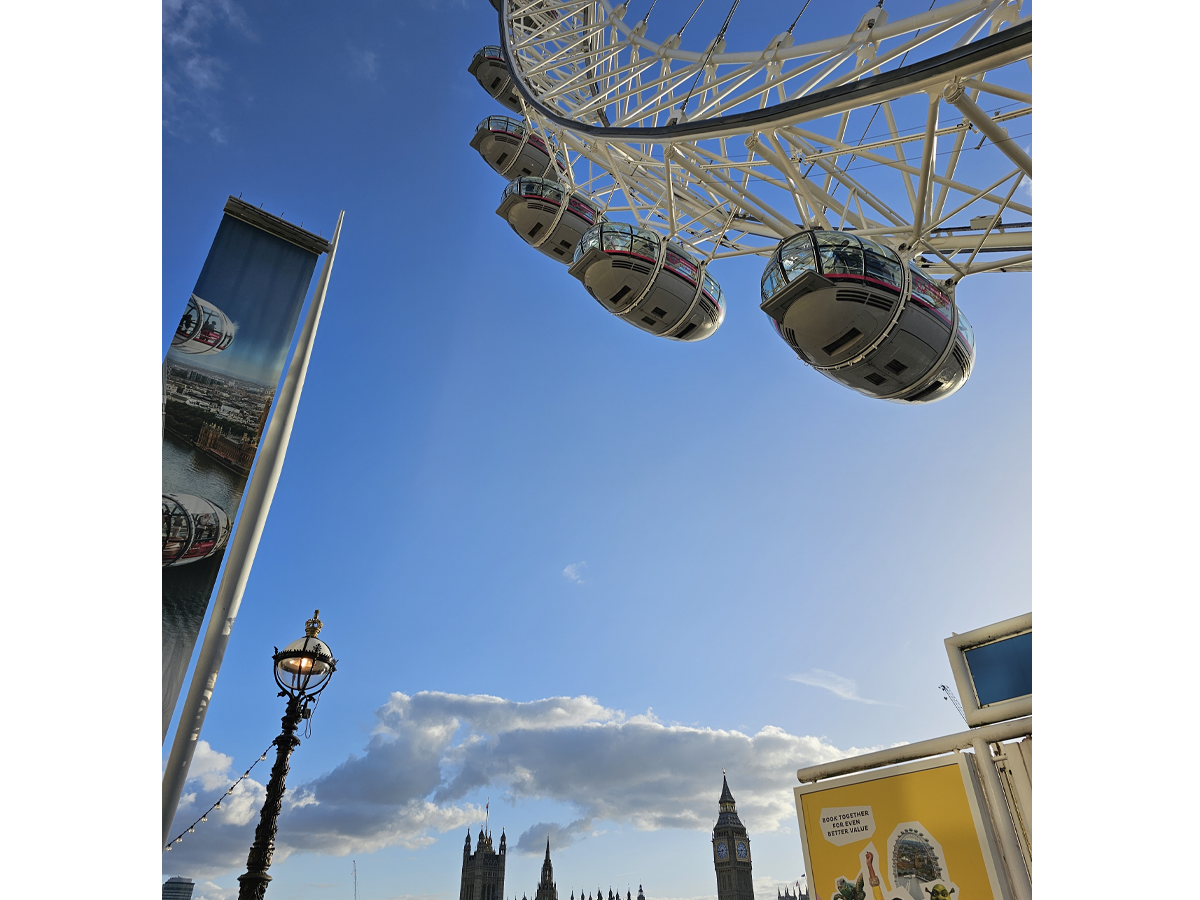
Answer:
[{"left": 827, "top": 828, "right": 959, "bottom": 900}]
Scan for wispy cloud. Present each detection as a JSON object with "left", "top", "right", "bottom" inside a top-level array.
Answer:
[
  {"left": 162, "top": 0, "right": 256, "bottom": 141},
  {"left": 348, "top": 44, "right": 379, "bottom": 80},
  {"left": 787, "top": 669, "right": 880, "bottom": 704},
  {"left": 164, "top": 691, "right": 875, "bottom": 878},
  {"left": 563, "top": 561, "right": 587, "bottom": 584}
]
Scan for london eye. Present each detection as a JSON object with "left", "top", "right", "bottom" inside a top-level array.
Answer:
[{"left": 466, "top": 0, "right": 1031, "bottom": 402}]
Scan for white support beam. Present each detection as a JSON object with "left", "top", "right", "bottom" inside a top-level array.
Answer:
[{"left": 943, "top": 81, "right": 1031, "bottom": 177}]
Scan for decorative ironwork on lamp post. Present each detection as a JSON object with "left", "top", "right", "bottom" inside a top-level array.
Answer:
[{"left": 237, "top": 610, "right": 337, "bottom": 900}]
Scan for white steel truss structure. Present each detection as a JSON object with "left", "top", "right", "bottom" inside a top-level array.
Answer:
[{"left": 490, "top": 0, "right": 1032, "bottom": 279}]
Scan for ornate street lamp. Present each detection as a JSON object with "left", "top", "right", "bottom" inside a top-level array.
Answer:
[{"left": 237, "top": 610, "right": 337, "bottom": 900}]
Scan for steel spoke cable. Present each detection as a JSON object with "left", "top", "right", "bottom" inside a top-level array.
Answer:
[
  {"left": 679, "top": 0, "right": 741, "bottom": 114},
  {"left": 809, "top": 0, "right": 939, "bottom": 206}
]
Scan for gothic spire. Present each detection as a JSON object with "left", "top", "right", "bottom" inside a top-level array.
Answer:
[
  {"left": 719, "top": 774, "right": 736, "bottom": 808},
  {"left": 716, "top": 773, "right": 744, "bottom": 828}
]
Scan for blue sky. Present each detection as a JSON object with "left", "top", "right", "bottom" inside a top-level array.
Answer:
[{"left": 161, "top": 2, "right": 1031, "bottom": 899}]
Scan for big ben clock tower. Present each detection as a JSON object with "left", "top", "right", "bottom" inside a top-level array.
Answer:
[{"left": 712, "top": 773, "right": 754, "bottom": 900}]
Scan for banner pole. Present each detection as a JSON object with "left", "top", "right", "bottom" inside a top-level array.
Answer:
[{"left": 162, "top": 211, "right": 345, "bottom": 849}]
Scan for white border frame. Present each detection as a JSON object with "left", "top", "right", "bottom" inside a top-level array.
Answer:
[
  {"left": 793, "top": 753, "right": 1012, "bottom": 900},
  {"left": 944, "top": 612, "right": 1031, "bottom": 727}
]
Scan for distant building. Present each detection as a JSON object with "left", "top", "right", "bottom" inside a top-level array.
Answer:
[
  {"left": 712, "top": 775, "right": 754, "bottom": 900},
  {"left": 196, "top": 421, "right": 257, "bottom": 472},
  {"left": 533, "top": 839, "right": 557, "bottom": 900},
  {"left": 473, "top": 836, "right": 644, "bottom": 900},
  {"left": 461, "top": 828, "right": 506, "bottom": 900},
  {"left": 162, "top": 876, "right": 195, "bottom": 900},
  {"left": 778, "top": 885, "right": 808, "bottom": 900},
  {"left": 564, "top": 889, "right": 643, "bottom": 900}
]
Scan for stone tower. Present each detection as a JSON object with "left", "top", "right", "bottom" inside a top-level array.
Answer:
[
  {"left": 712, "top": 775, "right": 754, "bottom": 900},
  {"left": 460, "top": 828, "right": 506, "bottom": 900},
  {"left": 534, "top": 838, "right": 558, "bottom": 900}
]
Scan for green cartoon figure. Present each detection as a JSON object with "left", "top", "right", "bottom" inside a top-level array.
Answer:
[
  {"left": 924, "top": 885, "right": 955, "bottom": 900},
  {"left": 833, "top": 875, "right": 866, "bottom": 900}
]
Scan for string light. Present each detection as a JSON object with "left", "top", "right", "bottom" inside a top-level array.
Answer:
[{"left": 163, "top": 738, "right": 275, "bottom": 853}]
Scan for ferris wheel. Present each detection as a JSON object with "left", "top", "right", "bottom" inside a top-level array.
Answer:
[{"left": 467, "top": 0, "right": 1032, "bottom": 403}]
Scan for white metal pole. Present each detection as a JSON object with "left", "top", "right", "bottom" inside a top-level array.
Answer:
[
  {"left": 942, "top": 82, "right": 1032, "bottom": 178},
  {"left": 971, "top": 735, "right": 1032, "bottom": 900},
  {"left": 161, "top": 212, "right": 345, "bottom": 849},
  {"left": 911, "top": 91, "right": 940, "bottom": 244},
  {"left": 796, "top": 716, "right": 1032, "bottom": 782}
]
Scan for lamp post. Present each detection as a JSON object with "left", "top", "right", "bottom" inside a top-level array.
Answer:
[{"left": 237, "top": 610, "right": 337, "bottom": 900}]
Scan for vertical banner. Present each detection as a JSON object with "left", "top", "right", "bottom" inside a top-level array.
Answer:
[
  {"left": 162, "top": 197, "right": 329, "bottom": 736},
  {"left": 794, "top": 755, "right": 1011, "bottom": 900}
]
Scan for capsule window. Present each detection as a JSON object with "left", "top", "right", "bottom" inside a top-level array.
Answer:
[
  {"left": 885, "top": 359, "right": 908, "bottom": 374},
  {"left": 761, "top": 262, "right": 785, "bottom": 302},
  {"left": 863, "top": 246, "right": 903, "bottom": 289},
  {"left": 822, "top": 327, "right": 862, "bottom": 356},
  {"left": 816, "top": 232, "right": 864, "bottom": 276},
  {"left": 778, "top": 236, "right": 816, "bottom": 278}
]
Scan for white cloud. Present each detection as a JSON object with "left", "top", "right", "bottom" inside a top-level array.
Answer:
[
  {"left": 787, "top": 670, "right": 880, "bottom": 704},
  {"left": 348, "top": 45, "right": 379, "bottom": 80},
  {"left": 164, "top": 691, "right": 874, "bottom": 879},
  {"left": 191, "top": 881, "right": 236, "bottom": 900},
  {"left": 563, "top": 561, "right": 587, "bottom": 583},
  {"left": 186, "top": 740, "right": 235, "bottom": 791}
]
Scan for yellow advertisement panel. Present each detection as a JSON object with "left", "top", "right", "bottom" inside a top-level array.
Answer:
[{"left": 794, "top": 755, "right": 1007, "bottom": 900}]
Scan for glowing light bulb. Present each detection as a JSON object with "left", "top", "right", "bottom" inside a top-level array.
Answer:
[
  {"left": 176, "top": 837, "right": 183, "bottom": 843},
  {"left": 201, "top": 815, "right": 207, "bottom": 822},
  {"left": 188, "top": 826, "right": 195, "bottom": 833},
  {"left": 260, "top": 754, "right": 268, "bottom": 760}
]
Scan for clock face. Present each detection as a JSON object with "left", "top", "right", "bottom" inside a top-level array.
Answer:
[
  {"left": 736, "top": 841, "right": 748, "bottom": 860},
  {"left": 716, "top": 841, "right": 728, "bottom": 860}
]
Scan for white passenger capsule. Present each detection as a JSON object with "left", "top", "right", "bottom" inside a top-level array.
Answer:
[
  {"left": 467, "top": 46, "right": 522, "bottom": 113},
  {"left": 496, "top": 176, "right": 604, "bottom": 262},
  {"left": 470, "top": 116, "right": 566, "bottom": 181},
  {"left": 568, "top": 222, "right": 726, "bottom": 341},
  {"left": 760, "top": 230, "right": 975, "bottom": 402}
]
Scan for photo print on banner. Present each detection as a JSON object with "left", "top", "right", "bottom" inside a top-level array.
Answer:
[{"left": 162, "top": 198, "right": 328, "bottom": 738}]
